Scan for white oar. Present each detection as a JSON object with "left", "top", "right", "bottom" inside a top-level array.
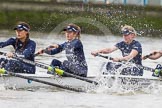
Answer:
[
  {"left": 96, "top": 53, "right": 162, "bottom": 76},
  {"left": 0, "top": 68, "right": 85, "bottom": 92},
  {"left": 0, "top": 51, "right": 98, "bottom": 85}
]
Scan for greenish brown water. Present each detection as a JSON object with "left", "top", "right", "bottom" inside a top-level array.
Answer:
[{"left": 1, "top": 31, "right": 162, "bottom": 108}]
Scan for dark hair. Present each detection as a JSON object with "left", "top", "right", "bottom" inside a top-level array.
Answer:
[{"left": 15, "top": 21, "right": 30, "bottom": 51}]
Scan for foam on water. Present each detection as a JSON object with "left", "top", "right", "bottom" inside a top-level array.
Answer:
[
  {"left": 1, "top": 32, "right": 162, "bottom": 108},
  {"left": 0, "top": 84, "right": 6, "bottom": 91}
]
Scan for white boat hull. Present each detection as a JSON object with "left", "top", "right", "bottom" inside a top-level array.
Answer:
[
  {"left": 0, "top": 73, "right": 96, "bottom": 90},
  {"left": 0, "top": 72, "right": 162, "bottom": 91},
  {"left": 99, "top": 74, "right": 162, "bottom": 90}
]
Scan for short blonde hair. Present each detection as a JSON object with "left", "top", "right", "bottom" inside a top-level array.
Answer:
[{"left": 121, "top": 25, "right": 137, "bottom": 36}]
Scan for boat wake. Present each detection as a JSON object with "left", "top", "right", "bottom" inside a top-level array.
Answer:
[{"left": 86, "top": 62, "right": 162, "bottom": 95}]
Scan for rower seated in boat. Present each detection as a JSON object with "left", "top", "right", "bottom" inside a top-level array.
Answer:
[
  {"left": 36, "top": 23, "right": 88, "bottom": 77},
  {"left": 143, "top": 50, "right": 162, "bottom": 77},
  {"left": 91, "top": 25, "right": 143, "bottom": 76},
  {"left": 0, "top": 22, "right": 36, "bottom": 74}
]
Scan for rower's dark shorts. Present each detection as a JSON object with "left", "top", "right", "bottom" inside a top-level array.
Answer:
[
  {"left": 50, "top": 59, "right": 87, "bottom": 77},
  {"left": 0, "top": 58, "right": 35, "bottom": 74}
]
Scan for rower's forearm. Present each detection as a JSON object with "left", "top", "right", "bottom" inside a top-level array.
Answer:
[
  {"left": 149, "top": 53, "right": 162, "bottom": 60},
  {"left": 99, "top": 48, "right": 115, "bottom": 54},
  {"left": 120, "top": 55, "right": 134, "bottom": 62}
]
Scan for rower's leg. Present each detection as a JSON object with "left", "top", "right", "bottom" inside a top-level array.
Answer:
[
  {"left": 48, "top": 59, "right": 62, "bottom": 75},
  {"left": 62, "top": 60, "right": 87, "bottom": 77},
  {"left": 5, "top": 60, "right": 23, "bottom": 73},
  {"left": 0, "top": 58, "right": 8, "bottom": 68}
]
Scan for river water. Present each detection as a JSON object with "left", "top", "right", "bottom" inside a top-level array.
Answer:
[{"left": 0, "top": 30, "right": 162, "bottom": 108}]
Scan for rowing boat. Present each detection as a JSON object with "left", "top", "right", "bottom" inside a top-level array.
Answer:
[
  {"left": 0, "top": 51, "right": 162, "bottom": 92},
  {"left": 97, "top": 63, "right": 162, "bottom": 91},
  {"left": 0, "top": 69, "right": 162, "bottom": 92},
  {"left": 0, "top": 71, "right": 97, "bottom": 91}
]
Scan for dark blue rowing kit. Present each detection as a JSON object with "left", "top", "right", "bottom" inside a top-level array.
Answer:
[
  {"left": 45, "top": 39, "right": 88, "bottom": 77},
  {"left": 106, "top": 40, "right": 143, "bottom": 76},
  {"left": 0, "top": 37, "right": 36, "bottom": 74}
]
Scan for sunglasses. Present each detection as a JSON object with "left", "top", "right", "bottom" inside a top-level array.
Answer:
[
  {"left": 14, "top": 24, "right": 30, "bottom": 32},
  {"left": 121, "top": 29, "right": 133, "bottom": 36},
  {"left": 63, "top": 26, "right": 78, "bottom": 32}
]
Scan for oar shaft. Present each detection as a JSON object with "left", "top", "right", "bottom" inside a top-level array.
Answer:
[
  {"left": 1, "top": 69, "right": 84, "bottom": 92},
  {"left": 34, "top": 52, "right": 41, "bottom": 57},
  {"left": 34, "top": 49, "right": 47, "bottom": 57},
  {"left": 96, "top": 53, "right": 156, "bottom": 73},
  {"left": 97, "top": 54, "right": 113, "bottom": 60},
  {"left": 34, "top": 46, "right": 53, "bottom": 57},
  {"left": 134, "top": 64, "right": 155, "bottom": 72},
  {"left": 16, "top": 57, "right": 98, "bottom": 84},
  {"left": 0, "top": 51, "right": 98, "bottom": 85},
  {"left": 63, "top": 72, "right": 98, "bottom": 85}
]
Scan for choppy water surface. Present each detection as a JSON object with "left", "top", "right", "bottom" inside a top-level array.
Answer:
[{"left": 0, "top": 31, "right": 162, "bottom": 108}]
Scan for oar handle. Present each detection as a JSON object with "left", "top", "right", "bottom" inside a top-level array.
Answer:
[
  {"left": 96, "top": 53, "right": 114, "bottom": 60},
  {"left": 0, "top": 68, "right": 84, "bottom": 92},
  {"left": 34, "top": 46, "right": 55, "bottom": 57},
  {"left": 143, "top": 52, "right": 157, "bottom": 59},
  {"left": 95, "top": 52, "right": 162, "bottom": 75},
  {"left": 47, "top": 66, "right": 98, "bottom": 85},
  {"left": 0, "top": 51, "right": 98, "bottom": 85},
  {"left": 34, "top": 51, "right": 43, "bottom": 57},
  {"left": 34, "top": 49, "right": 47, "bottom": 57},
  {"left": 0, "top": 51, "right": 6, "bottom": 56}
]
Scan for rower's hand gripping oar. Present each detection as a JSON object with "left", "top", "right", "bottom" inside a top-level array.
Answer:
[
  {"left": 34, "top": 48, "right": 48, "bottom": 57},
  {"left": 96, "top": 53, "right": 162, "bottom": 77},
  {"left": 96, "top": 53, "right": 114, "bottom": 60},
  {"left": 34, "top": 45, "right": 56, "bottom": 57},
  {"left": 143, "top": 52, "right": 157, "bottom": 60},
  {"left": 0, "top": 68, "right": 84, "bottom": 92},
  {"left": 0, "top": 51, "right": 98, "bottom": 85}
]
